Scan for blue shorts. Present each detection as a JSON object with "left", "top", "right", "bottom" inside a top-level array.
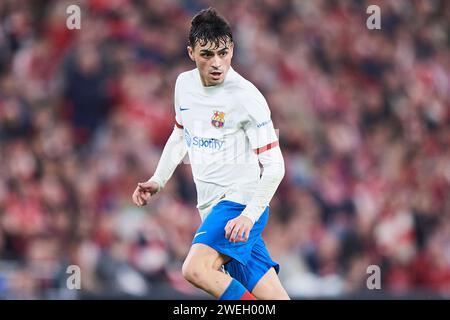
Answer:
[{"left": 192, "top": 200, "right": 279, "bottom": 292}]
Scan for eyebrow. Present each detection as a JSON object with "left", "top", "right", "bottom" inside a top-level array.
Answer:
[{"left": 199, "top": 47, "right": 229, "bottom": 53}]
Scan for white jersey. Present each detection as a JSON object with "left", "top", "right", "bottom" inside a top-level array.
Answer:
[{"left": 174, "top": 67, "right": 279, "bottom": 220}]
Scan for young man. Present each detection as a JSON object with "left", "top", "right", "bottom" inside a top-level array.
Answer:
[{"left": 132, "top": 7, "right": 289, "bottom": 300}]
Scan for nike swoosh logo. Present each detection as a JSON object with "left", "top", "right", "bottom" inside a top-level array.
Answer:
[
  {"left": 179, "top": 106, "right": 190, "bottom": 111},
  {"left": 194, "top": 231, "right": 207, "bottom": 238}
]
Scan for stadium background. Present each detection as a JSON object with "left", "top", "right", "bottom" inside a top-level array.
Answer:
[{"left": 0, "top": 0, "right": 449, "bottom": 299}]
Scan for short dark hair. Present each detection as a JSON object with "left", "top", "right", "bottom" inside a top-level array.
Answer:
[{"left": 188, "top": 7, "right": 233, "bottom": 49}]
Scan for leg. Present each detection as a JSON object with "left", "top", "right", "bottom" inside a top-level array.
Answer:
[
  {"left": 251, "top": 267, "right": 290, "bottom": 300},
  {"left": 223, "top": 238, "right": 289, "bottom": 300},
  {"left": 182, "top": 243, "right": 233, "bottom": 297},
  {"left": 185, "top": 200, "right": 267, "bottom": 299}
]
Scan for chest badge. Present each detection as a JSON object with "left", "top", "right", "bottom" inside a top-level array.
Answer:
[{"left": 211, "top": 110, "right": 225, "bottom": 128}]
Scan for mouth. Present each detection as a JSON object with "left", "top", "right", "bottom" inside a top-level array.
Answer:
[{"left": 210, "top": 71, "right": 222, "bottom": 79}]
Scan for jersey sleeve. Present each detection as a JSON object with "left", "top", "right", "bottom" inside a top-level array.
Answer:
[
  {"left": 174, "top": 75, "right": 183, "bottom": 129},
  {"left": 242, "top": 88, "right": 279, "bottom": 154}
]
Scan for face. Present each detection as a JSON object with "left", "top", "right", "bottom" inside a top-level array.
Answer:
[{"left": 188, "top": 40, "right": 234, "bottom": 87}]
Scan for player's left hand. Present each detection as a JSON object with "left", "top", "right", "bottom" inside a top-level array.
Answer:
[{"left": 225, "top": 215, "right": 254, "bottom": 243}]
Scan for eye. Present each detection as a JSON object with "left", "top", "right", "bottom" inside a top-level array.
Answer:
[{"left": 219, "top": 51, "right": 228, "bottom": 57}]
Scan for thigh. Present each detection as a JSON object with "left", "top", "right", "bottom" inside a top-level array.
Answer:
[
  {"left": 183, "top": 243, "right": 235, "bottom": 298},
  {"left": 224, "top": 238, "right": 279, "bottom": 293},
  {"left": 184, "top": 243, "right": 231, "bottom": 270},
  {"left": 193, "top": 201, "right": 269, "bottom": 266},
  {"left": 251, "top": 267, "right": 291, "bottom": 300}
]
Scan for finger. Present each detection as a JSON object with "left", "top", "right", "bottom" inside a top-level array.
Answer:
[
  {"left": 133, "top": 191, "right": 141, "bottom": 206},
  {"left": 238, "top": 229, "right": 247, "bottom": 242},
  {"left": 142, "top": 191, "right": 151, "bottom": 201},
  {"left": 245, "top": 225, "right": 252, "bottom": 239},
  {"left": 224, "top": 223, "right": 232, "bottom": 239},
  {"left": 138, "top": 182, "right": 154, "bottom": 191},
  {"left": 137, "top": 193, "right": 146, "bottom": 206},
  {"left": 138, "top": 184, "right": 148, "bottom": 191},
  {"left": 230, "top": 227, "right": 240, "bottom": 243},
  {"left": 225, "top": 221, "right": 235, "bottom": 239},
  {"left": 244, "top": 228, "right": 250, "bottom": 241}
]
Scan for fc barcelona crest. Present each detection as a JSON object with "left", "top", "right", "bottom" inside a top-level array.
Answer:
[{"left": 211, "top": 110, "right": 225, "bottom": 128}]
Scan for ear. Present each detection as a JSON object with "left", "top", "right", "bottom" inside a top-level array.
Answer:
[
  {"left": 229, "top": 43, "right": 234, "bottom": 59},
  {"left": 187, "top": 46, "right": 195, "bottom": 62}
]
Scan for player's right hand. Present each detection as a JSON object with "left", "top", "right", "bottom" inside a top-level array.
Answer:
[{"left": 132, "top": 180, "right": 160, "bottom": 206}]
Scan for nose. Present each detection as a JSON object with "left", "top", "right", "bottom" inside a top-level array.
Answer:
[{"left": 211, "top": 54, "right": 221, "bottom": 68}]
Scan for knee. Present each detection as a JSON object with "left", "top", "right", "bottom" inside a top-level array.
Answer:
[{"left": 182, "top": 260, "right": 206, "bottom": 286}]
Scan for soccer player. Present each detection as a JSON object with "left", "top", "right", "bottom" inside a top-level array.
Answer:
[{"left": 132, "top": 7, "right": 289, "bottom": 300}]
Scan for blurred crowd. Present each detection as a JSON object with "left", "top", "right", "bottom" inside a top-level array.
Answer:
[{"left": 0, "top": 0, "right": 449, "bottom": 299}]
